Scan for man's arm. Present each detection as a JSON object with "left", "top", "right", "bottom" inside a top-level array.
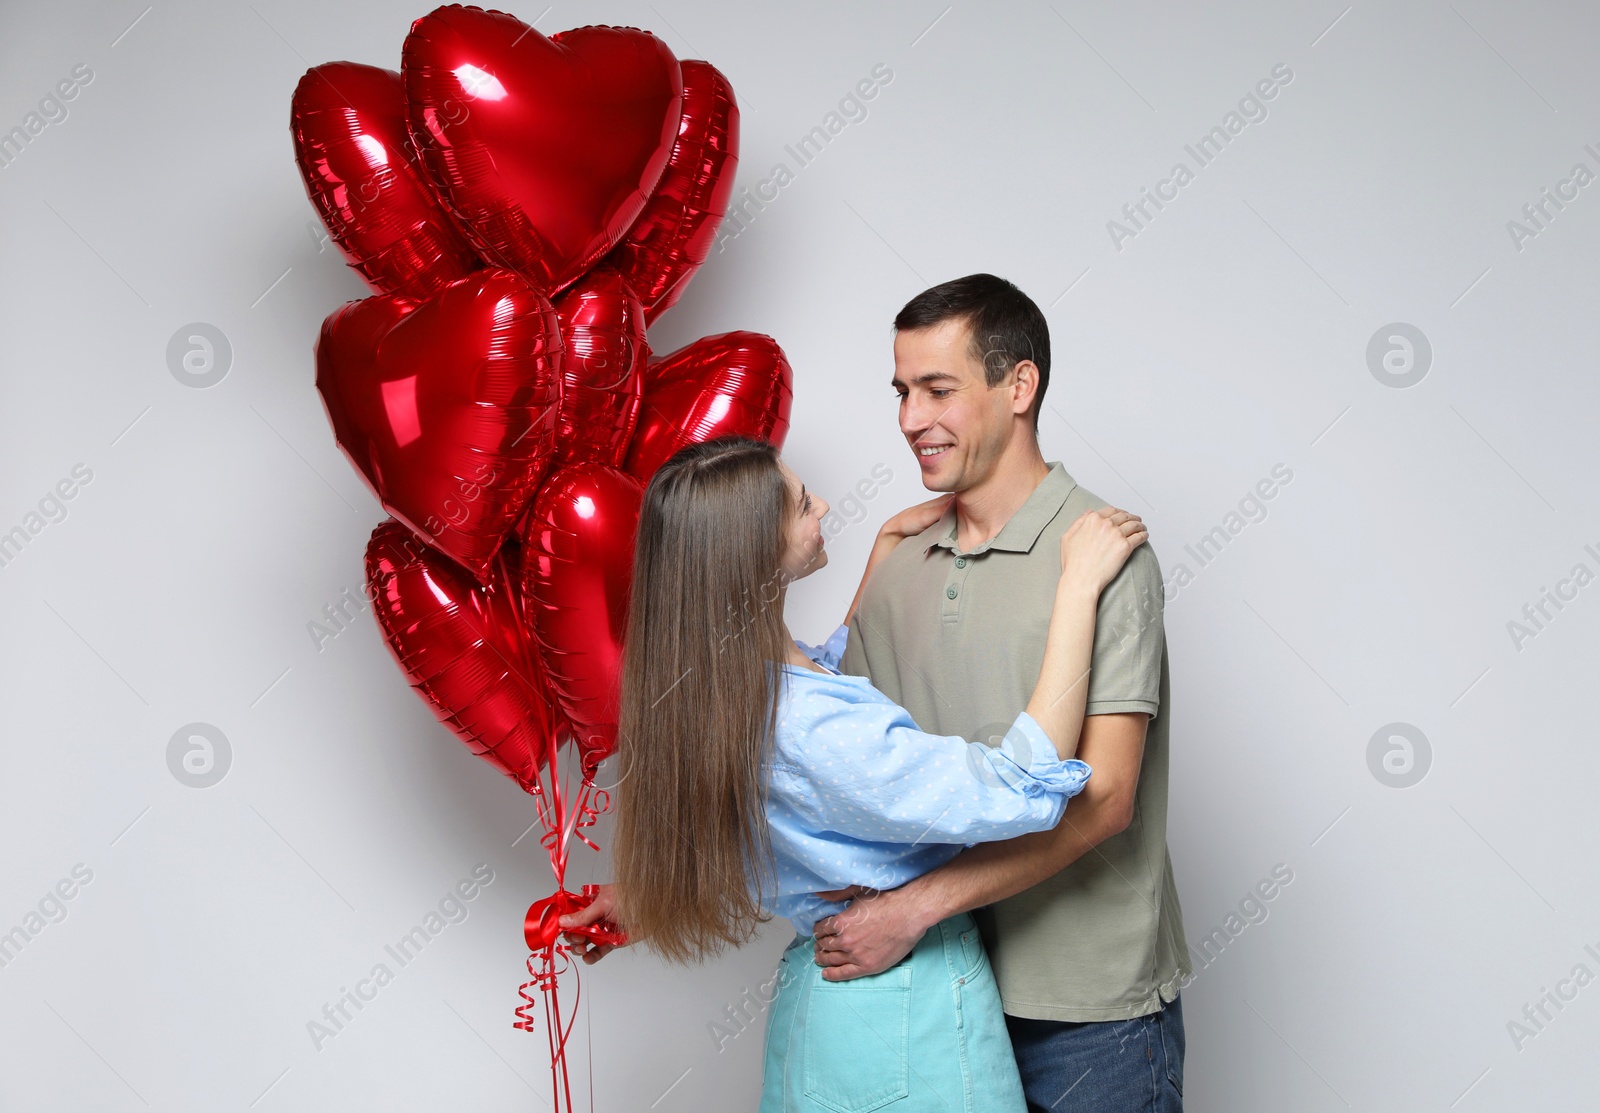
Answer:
[{"left": 812, "top": 711, "right": 1148, "bottom": 980}]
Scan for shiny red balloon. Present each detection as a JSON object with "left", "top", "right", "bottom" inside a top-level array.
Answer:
[
  {"left": 605, "top": 60, "right": 739, "bottom": 324},
  {"left": 518, "top": 464, "right": 644, "bottom": 777},
  {"left": 316, "top": 268, "right": 563, "bottom": 579},
  {"left": 366, "top": 518, "right": 562, "bottom": 794},
  {"left": 291, "top": 62, "right": 482, "bottom": 301},
  {"left": 624, "top": 332, "right": 794, "bottom": 484},
  {"left": 550, "top": 265, "right": 647, "bottom": 468},
  {"left": 402, "top": 6, "right": 682, "bottom": 293}
]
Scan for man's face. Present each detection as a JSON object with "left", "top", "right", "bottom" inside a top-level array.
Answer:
[{"left": 892, "top": 318, "right": 1020, "bottom": 493}]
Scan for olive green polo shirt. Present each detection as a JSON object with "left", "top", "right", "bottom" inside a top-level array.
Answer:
[{"left": 840, "top": 461, "right": 1190, "bottom": 1021}]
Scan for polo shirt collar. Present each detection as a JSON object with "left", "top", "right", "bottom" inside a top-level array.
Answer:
[{"left": 920, "top": 461, "right": 1078, "bottom": 557}]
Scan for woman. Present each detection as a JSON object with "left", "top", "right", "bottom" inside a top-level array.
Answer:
[{"left": 562, "top": 435, "right": 1147, "bottom": 1111}]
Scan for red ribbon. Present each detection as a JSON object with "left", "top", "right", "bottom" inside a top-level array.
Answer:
[
  {"left": 513, "top": 760, "right": 625, "bottom": 1113},
  {"left": 523, "top": 884, "right": 627, "bottom": 952}
]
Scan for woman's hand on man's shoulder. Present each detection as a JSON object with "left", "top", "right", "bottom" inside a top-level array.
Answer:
[{"left": 880, "top": 494, "right": 954, "bottom": 542}]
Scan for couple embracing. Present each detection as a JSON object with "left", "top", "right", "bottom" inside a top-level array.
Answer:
[{"left": 565, "top": 274, "right": 1191, "bottom": 1112}]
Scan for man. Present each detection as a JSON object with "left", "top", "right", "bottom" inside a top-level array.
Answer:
[{"left": 816, "top": 274, "right": 1189, "bottom": 1111}]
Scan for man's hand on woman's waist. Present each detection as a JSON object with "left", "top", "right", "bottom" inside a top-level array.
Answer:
[{"left": 811, "top": 881, "right": 940, "bottom": 980}]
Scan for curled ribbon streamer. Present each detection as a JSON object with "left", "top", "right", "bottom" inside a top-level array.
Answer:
[
  {"left": 571, "top": 780, "right": 611, "bottom": 852},
  {"left": 513, "top": 732, "right": 628, "bottom": 1112},
  {"left": 514, "top": 884, "right": 626, "bottom": 1112},
  {"left": 514, "top": 943, "right": 581, "bottom": 1111}
]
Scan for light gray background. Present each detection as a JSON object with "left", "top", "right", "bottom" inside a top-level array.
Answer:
[{"left": 2, "top": 0, "right": 1596, "bottom": 1109}]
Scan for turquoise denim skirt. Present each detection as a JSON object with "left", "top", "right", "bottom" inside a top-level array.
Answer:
[{"left": 759, "top": 911, "right": 1027, "bottom": 1112}]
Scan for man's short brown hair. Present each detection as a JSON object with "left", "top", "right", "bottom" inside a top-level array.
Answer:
[{"left": 893, "top": 273, "right": 1051, "bottom": 431}]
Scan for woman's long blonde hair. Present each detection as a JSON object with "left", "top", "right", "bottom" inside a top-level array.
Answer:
[{"left": 612, "top": 436, "right": 793, "bottom": 963}]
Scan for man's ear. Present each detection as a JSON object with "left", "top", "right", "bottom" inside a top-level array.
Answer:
[{"left": 1010, "top": 359, "right": 1041, "bottom": 417}]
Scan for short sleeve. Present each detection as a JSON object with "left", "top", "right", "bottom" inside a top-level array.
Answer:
[
  {"left": 1086, "top": 542, "right": 1164, "bottom": 716},
  {"left": 773, "top": 692, "right": 1091, "bottom": 847}
]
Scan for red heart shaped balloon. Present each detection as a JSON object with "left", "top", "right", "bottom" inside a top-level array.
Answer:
[
  {"left": 291, "top": 62, "right": 482, "bottom": 301},
  {"left": 604, "top": 59, "right": 739, "bottom": 324},
  {"left": 518, "top": 463, "right": 644, "bottom": 777},
  {"left": 316, "top": 268, "right": 563, "bottom": 579},
  {"left": 550, "top": 265, "right": 647, "bottom": 468},
  {"left": 402, "top": 6, "right": 682, "bottom": 293},
  {"left": 366, "top": 518, "right": 562, "bottom": 794},
  {"left": 623, "top": 332, "right": 794, "bottom": 484}
]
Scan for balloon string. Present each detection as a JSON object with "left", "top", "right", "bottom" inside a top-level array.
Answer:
[
  {"left": 545, "top": 729, "right": 570, "bottom": 879},
  {"left": 530, "top": 776, "right": 558, "bottom": 841},
  {"left": 559, "top": 778, "right": 590, "bottom": 854},
  {"left": 514, "top": 942, "right": 582, "bottom": 1113},
  {"left": 551, "top": 949, "right": 578, "bottom": 1107},
  {"left": 512, "top": 953, "right": 542, "bottom": 1033},
  {"left": 571, "top": 780, "right": 609, "bottom": 852},
  {"left": 517, "top": 736, "right": 590, "bottom": 1110},
  {"left": 515, "top": 737, "right": 615, "bottom": 1110}
]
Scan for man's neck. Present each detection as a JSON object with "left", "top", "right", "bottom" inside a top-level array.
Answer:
[{"left": 954, "top": 441, "right": 1051, "bottom": 551}]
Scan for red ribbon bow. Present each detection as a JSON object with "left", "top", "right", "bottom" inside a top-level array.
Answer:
[{"left": 523, "top": 884, "right": 628, "bottom": 951}]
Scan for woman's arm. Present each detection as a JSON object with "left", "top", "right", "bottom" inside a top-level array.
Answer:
[
  {"left": 1023, "top": 507, "right": 1147, "bottom": 761},
  {"left": 567, "top": 507, "right": 1144, "bottom": 959},
  {"left": 775, "top": 700, "right": 1090, "bottom": 848},
  {"left": 843, "top": 495, "right": 952, "bottom": 627}
]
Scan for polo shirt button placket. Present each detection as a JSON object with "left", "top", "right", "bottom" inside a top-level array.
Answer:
[{"left": 942, "top": 551, "right": 972, "bottom": 622}]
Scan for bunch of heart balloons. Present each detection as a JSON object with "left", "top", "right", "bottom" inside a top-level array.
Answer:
[{"left": 291, "top": 6, "right": 791, "bottom": 1103}]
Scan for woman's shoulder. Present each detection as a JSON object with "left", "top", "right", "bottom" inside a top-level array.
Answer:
[
  {"left": 792, "top": 623, "right": 850, "bottom": 672},
  {"left": 775, "top": 668, "right": 855, "bottom": 725},
  {"left": 775, "top": 666, "right": 903, "bottom": 754}
]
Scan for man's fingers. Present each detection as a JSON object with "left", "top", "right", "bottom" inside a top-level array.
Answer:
[
  {"left": 818, "top": 963, "right": 869, "bottom": 983},
  {"left": 813, "top": 944, "right": 855, "bottom": 967}
]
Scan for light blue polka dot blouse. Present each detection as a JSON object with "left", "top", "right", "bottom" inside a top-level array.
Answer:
[{"left": 763, "top": 624, "right": 1092, "bottom": 936}]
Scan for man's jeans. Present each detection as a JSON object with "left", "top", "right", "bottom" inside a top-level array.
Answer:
[{"left": 1005, "top": 995, "right": 1185, "bottom": 1112}]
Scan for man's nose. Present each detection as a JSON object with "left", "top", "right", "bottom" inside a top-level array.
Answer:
[{"left": 900, "top": 396, "right": 931, "bottom": 437}]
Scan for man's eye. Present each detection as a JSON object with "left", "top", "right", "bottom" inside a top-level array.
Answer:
[{"left": 930, "top": 389, "right": 952, "bottom": 398}]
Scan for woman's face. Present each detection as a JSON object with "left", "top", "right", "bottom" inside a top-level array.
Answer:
[{"left": 778, "top": 461, "right": 830, "bottom": 582}]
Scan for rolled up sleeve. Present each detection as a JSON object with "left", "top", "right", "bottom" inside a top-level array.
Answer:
[
  {"left": 981, "top": 711, "right": 1093, "bottom": 798},
  {"left": 781, "top": 694, "right": 1092, "bottom": 847}
]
